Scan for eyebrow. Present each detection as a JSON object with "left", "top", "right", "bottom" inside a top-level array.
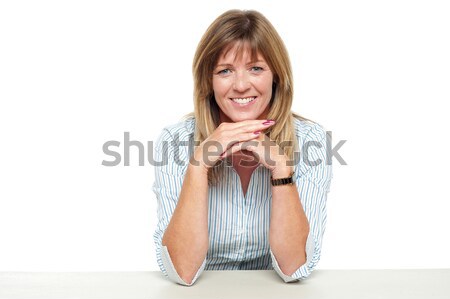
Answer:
[{"left": 215, "top": 60, "right": 267, "bottom": 68}]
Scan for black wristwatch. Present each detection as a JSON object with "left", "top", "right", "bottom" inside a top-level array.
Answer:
[{"left": 271, "top": 171, "right": 295, "bottom": 186}]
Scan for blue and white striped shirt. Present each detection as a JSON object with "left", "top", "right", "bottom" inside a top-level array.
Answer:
[{"left": 152, "top": 116, "right": 333, "bottom": 285}]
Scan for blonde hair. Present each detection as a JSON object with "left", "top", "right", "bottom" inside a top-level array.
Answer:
[{"left": 184, "top": 9, "right": 314, "bottom": 185}]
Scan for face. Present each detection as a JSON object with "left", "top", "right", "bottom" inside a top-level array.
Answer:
[{"left": 212, "top": 42, "right": 274, "bottom": 123}]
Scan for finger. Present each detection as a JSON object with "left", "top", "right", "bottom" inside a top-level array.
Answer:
[
  {"left": 229, "top": 130, "right": 264, "bottom": 145},
  {"left": 235, "top": 119, "right": 276, "bottom": 133},
  {"left": 220, "top": 139, "right": 259, "bottom": 159},
  {"left": 221, "top": 119, "right": 276, "bottom": 133},
  {"left": 221, "top": 130, "right": 262, "bottom": 154},
  {"left": 211, "top": 120, "right": 275, "bottom": 158},
  {"left": 220, "top": 121, "right": 275, "bottom": 146},
  {"left": 220, "top": 142, "right": 243, "bottom": 159}
]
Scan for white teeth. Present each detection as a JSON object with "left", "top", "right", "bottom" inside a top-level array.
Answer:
[{"left": 231, "top": 97, "right": 256, "bottom": 104}]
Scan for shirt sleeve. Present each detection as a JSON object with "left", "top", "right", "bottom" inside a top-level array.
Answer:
[
  {"left": 270, "top": 124, "right": 333, "bottom": 282},
  {"left": 152, "top": 128, "right": 207, "bottom": 286}
]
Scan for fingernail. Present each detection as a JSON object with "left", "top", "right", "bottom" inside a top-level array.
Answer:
[
  {"left": 254, "top": 131, "right": 261, "bottom": 135},
  {"left": 262, "top": 119, "right": 275, "bottom": 125}
]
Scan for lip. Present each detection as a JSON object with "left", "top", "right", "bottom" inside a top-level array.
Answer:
[{"left": 229, "top": 96, "right": 257, "bottom": 107}]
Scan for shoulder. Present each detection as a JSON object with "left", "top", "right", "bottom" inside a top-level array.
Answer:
[
  {"left": 292, "top": 116, "right": 332, "bottom": 186},
  {"left": 156, "top": 116, "right": 196, "bottom": 144},
  {"left": 293, "top": 116, "right": 328, "bottom": 144}
]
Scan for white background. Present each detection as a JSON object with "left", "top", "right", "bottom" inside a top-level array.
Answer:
[{"left": 1, "top": 0, "right": 449, "bottom": 271}]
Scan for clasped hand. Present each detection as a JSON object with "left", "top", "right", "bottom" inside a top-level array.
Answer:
[{"left": 193, "top": 119, "right": 293, "bottom": 178}]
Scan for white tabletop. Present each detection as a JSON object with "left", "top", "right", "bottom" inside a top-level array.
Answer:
[{"left": 1, "top": 270, "right": 449, "bottom": 299}]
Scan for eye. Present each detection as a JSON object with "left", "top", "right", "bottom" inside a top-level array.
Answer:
[
  {"left": 217, "top": 69, "right": 231, "bottom": 75},
  {"left": 250, "top": 66, "right": 263, "bottom": 72}
]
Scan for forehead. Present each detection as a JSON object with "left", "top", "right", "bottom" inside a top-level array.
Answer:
[{"left": 217, "top": 41, "right": 264, "bottom": 63}]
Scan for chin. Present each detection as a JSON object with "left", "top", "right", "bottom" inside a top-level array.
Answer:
[
  {"left": 220, "top": 109, "right": 267, "bottom": 123},
  {"left": 232, "top": 113, "right": 264, "bottom": 122},
  {"left": 231, "top": 116, "right": 257, "bottom": 122}
]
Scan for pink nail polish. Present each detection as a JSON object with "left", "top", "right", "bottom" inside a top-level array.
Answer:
[
  {"left": 254, "top": 131, "right": 261, "bottom": 135},
  {"left": 262, "top": 120, "right": 275, "bottom": 125}
]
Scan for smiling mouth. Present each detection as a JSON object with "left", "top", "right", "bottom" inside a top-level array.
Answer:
[{"left": 230, "top": 97, "right": 257, "bottom": 104}]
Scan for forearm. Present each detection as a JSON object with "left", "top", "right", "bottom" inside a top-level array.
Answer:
[
  {"left": 269, "top": 174, "right": 310, "bottom": 276},
  {"left": 161, "top": 162, "right": 209, "bottom": 284}
]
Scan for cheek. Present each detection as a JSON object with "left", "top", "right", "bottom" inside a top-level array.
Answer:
[
  {"left": 212, "top": 78, "right": 230, "bottom": 98},
  {"left": 257, "top": 77, "right": 273, "bottom": 96}
]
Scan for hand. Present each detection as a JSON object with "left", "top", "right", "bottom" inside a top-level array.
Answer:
[
  {"left": 192, "top": 119, "right": 276, "bottom": 171},
  {"left": 220, "top": 129, "right": 294, "bottom": 178}
]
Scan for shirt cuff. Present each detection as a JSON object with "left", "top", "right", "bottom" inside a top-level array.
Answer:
[
  {"left": 161, "top": 245, "right": 207, "bottom": 286},
  {"left": 270, "top": 230, "right": 316, "bottom": 282}
]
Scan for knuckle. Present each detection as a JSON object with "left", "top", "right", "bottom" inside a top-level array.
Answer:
[{"left": 236, "top": 133, "right": 246, "bottom": 140}]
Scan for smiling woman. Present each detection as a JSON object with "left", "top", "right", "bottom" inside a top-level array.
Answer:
[
  {"left": 152, "top": 9, "right": 333, "bottom": 286},
  {"left": 212, "top": 41, "right": 274, "bottom": 123}
]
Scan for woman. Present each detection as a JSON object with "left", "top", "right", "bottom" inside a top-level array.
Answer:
[{"left": 153, "top": 9, "right": 332, "bottom": 286}]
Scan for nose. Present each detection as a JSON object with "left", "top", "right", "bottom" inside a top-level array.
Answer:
[{"left": 233, "top": 71, "right": 251, "bottom": 92}]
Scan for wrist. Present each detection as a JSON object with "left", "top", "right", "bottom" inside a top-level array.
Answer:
[
  {"left": 188, "top": 158, "right": 209, "bottom": 177},
  {"left": 190, "top": 148, "right": 210, "bottom": 175},
  {"left": 270, "top": 168, "right": 294, "bottom": 186},
  {"left": 270, "top": 159, "right": 293, "bottom": 179}
]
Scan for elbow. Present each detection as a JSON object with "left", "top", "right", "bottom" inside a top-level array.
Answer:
[
  {"left": 168, "top": 265, "right": 202, "bottom": 286},
  {"left": 280, "top": 255, "right": 306, "bottom": 277},
  {"left": 175, "top": 263, "right": 199, "bottom": 285},
  {"left": 159, "top": 243, "right": 206, "bottom": 286},
  {"left": 179, "top": 272, "right": 194, "bottom": 285}
]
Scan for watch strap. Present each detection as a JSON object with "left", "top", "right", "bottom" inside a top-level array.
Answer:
[{"left": 271, "top": 171, "right": 294, "bottom": 186}]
